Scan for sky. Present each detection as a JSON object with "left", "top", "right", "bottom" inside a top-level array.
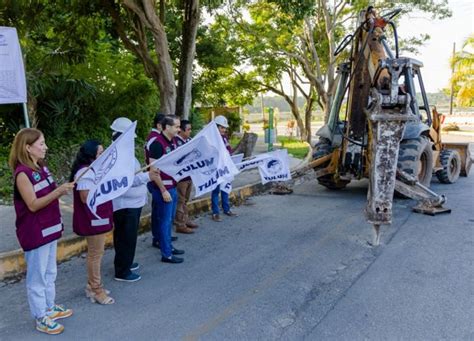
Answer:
[{"left": 397, "top": 0, "right": 473, "bottom": 92}]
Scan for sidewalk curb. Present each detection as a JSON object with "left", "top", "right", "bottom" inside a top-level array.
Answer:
[{"left": 0, "top": 181, "right": 271, "bottom": 280}]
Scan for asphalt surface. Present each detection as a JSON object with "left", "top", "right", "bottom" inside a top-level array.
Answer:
[{"left": 0, "top": 171, "right": 473, "bottom": 340}]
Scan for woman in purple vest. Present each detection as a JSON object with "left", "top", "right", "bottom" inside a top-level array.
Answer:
[
  {"left": 69, "top": 140, "right": 114, "bottom": 305},
  {"left": 9, "top": 128, "right": 74, "bottom": 335}
]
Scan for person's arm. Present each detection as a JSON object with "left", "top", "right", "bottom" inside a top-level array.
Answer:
[
  {"left": 79, "top": 190, "right": 88, "bottom": 204},
  {"left": 16, "top": 172, "right": 73, "bottom": 212},
  {"left": 75, "top": 168, "right": 94, "bottom": 204},
  {"left": 149, "top": 143, "right": 172, "bottom": 202}
]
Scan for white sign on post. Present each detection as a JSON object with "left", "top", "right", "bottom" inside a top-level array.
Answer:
[{"left": 0, "top": 27, "right": 27, "bottom": 104}]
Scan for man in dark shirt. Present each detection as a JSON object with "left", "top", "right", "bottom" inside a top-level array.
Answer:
[{"left": 148, "top": 116, "right": 185, "bottom": 264}]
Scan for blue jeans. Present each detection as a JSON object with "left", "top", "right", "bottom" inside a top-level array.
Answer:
[
  {"left": 148, "top": 182, "right": 160, "bottom": 244},
  {"left": 151, "top": 186, "right": 177, "bottom": 258},
  {"left": 211, "top": 185, "right": 230, "bottom": 215},
  {"left": 24, "top": 240, "right": 57, "bottom": 319}
]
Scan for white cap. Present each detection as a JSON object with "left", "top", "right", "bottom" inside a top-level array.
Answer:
[
  {"left": 214, "top": 115, "right": 229, "bottom": 128},
  {"left": 110, "top": 117, "right": 136, "bottom": 136}
]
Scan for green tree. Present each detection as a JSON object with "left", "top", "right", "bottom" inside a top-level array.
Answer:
[
  {"left": 197, "top": 0, "right": 452, "bottom": 142},
  {"left": 102, "top": 0, "right": 225, "bottom": 118},
  {"left": 450, "top": 34, "right": 474, "bottom": 107},
  {"left": 0, "top": 1, "right": 158, "bottom": 144}
]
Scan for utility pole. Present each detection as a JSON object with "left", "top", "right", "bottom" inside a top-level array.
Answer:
[{"left": 449, "top": 42, "right": 456, "bottom": 116}]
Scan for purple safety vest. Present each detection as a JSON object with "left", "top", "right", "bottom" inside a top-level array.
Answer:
[
  {"left": 222, "top": 135, "right": 233, "bottom": 154},
  {"left": 174, "top": 135, "right": 190, "bottom": 147},
  {"left": 72, "top": 166, "right": 113, "bottom": 236},
  {"left": 13, "top": 164, "right": 63, "bottom": 251},
  {"left": 149, "top": 133, "right": 177, "bottom": 190},
  {"left": 144, "top": 129, "right": 161, "bottom": 165}
]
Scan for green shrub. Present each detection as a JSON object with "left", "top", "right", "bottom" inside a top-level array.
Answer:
[
  {"left": 0, "top": 146, "right": 13, "bottom": 204},
  {"left": 189, "top": 108, "right": 206, "bottom": 136},
  {"left": 442, "top": 123, "right": 460, "bottom": 131},
  {"left": 226, "top": 110, "right": 242, "bottom": 137}
]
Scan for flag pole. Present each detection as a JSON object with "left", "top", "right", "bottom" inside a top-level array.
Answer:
[
  {"left": 135, "top": 163, "right": 154, "bottom": 174},
  {"left": 72, "top": 164, "right": 94, "bottom": 185}
]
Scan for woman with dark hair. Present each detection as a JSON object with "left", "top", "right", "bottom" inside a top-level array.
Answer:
[
  {"left": 70, "top": 140, "right": 115, "bottom": 305},
  {"left": 9, "top": 128, "right": 73, "bottom": 335}
]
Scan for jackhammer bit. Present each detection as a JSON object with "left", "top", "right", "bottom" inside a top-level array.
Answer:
[{"left": 365, "top": 88, "right": 415, "bottom": 246}]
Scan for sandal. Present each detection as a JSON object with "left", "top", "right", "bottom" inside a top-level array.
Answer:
[
  {"left": 85, "top": 285, "right": 110, "bottom": 298},
  {"left": 89, "top": 291, "right": 115, "bottom": 305}
]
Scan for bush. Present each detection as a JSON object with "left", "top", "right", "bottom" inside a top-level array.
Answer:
[
  {"left": 189, "top": 108, "right": 206, "bottom": 136},
  {"left": 226, "top": 110, "right": 241, "bottom": 137},
  {"left": 0, "top": 146, "right": 13, "bottom": 204},
  {"left": 242, "top": 120, "right": 251, "bottom": 132},
  {"left": 442, "top": 123, "right": 460, "bottom": 131}
]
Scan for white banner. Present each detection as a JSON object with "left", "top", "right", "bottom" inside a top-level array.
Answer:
[
  {"left": 0, "top": 27, "right": 27, "bottom": 104},
  {"left": 220, "top": 154, "right": 244, "bottom": 194},
  {"left": 231, "top": 153, "right": 244, "bottom": 164},
  {"left": 151, "top": 122, "right": 239, "bottom": 197},
  {"left": 234, "top": 149, "right": 291, "bottom": 184},
  {"left": 235, "top": 153, "right": 271, "bottom": 172},
  {"left": 258, "top": 149, "right": 292, "bottom": 184},
  {"left": 86, "top": 122, "right": 137, "bottom": 217}
]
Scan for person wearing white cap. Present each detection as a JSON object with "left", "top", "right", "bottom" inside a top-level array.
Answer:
[
  {"left": 110, "top": 117, "right": 159, "bottom": 282},
  {"left": 211, "top": 115, "right": 238, "bottom": 222}
]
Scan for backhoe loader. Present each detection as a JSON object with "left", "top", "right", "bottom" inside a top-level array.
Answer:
[{"left": 311, "top": 7, "right": 472, "bottom": 245}]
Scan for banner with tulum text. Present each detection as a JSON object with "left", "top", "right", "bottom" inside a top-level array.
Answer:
[
  {"left": 84, "top": 121, "right": 137, "bottom": 217},
  {"left": 151, "top": 122, "right": 239, "bottom": 197}
]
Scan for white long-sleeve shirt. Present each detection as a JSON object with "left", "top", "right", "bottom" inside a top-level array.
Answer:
[{"left": 112, "top": 158, "right": 150, "bottom": 211}]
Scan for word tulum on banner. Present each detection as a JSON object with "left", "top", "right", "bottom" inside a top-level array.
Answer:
[
  {"left": 150, "top": 122, "right": 239, "bottom": 197},
  {"left": 77, "top": 122, "right": 137, "bottom": 218}
]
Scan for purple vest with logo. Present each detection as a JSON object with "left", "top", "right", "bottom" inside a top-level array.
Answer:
[
  {"left": 150, "top": 133, "right": 177, "bottom": 190},
  {"left": 13, "top": 164, "right": 63, "bottom": 251},
  {"left": 222, "top": 135, "right": 233, "bottom": 154},
  {"left": 72, "top": 167, "right": 113, "bottom": 236},
  {"left": 144, "top": 129, "right": 161, "bottom": 165}
]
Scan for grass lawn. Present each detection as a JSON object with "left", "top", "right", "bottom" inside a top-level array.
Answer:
[
  {"left": 277, "top": 136, "right": 310, "bottom": 159},
  {"left": 230, "top": 135, "right": 310, "bottom": 159}
]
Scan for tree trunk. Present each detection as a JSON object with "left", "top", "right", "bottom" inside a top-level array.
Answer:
[
  {"left": 304, "top": 95, "right": 315, "bottom": 144},
  {"left": 233, "top": 132, "right": 258, "bottom": 158},
  {"left": 176, "top": 0, "right": 200, "bottom": 119},
  {"left": 106, "top": 0, "right": 177, "bottom": 115},
  {"left": 143, "top": 0, "right": 176, "bottom": 115},
  {"left": 289, "top": 101, "right": 306, "bottom": 142},
  {"left": 27, "top": 93, "right": 38, "bottom": 128}
]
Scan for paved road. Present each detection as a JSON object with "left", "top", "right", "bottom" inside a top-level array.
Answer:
[{"left": 1, "top": 172, "right": 473, "bottom": 340}]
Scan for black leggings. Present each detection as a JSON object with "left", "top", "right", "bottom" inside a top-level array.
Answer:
[{"left": 113, "top": 207, "right": 142, "bottom": 277}]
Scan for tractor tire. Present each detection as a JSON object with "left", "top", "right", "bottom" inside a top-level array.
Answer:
[
  {"left": 312, "top": 138, "right": 349, "bottom": 190},
  {"left": 312, "top": 138, "right": 332, "bottom": 169},
  {"left": 397, "top": 136, "right": 434, "bottom": 187},
  {"left": 436, "top": 149, "right": 461, "bottom": 184}
]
